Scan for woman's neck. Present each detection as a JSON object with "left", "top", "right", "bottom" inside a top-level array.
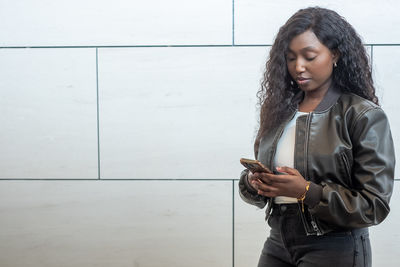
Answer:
[{"left": 298, "top": 81, "right": 331, "bottom": 112}]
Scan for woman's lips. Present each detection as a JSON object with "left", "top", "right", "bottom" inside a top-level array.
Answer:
[{"left": 297, "top": 78, "right": 311, "bottom": 85}]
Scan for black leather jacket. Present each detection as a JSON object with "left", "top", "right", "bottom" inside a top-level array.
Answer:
[{"left": 239, "top": 86, "right": 395, "bottom": 235}]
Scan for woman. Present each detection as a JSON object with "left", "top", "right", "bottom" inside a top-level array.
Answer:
[{"left": 239, "top": 7, "right": 395, "bottom": 267}]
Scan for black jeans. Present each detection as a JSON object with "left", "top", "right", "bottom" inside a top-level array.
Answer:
[{"left": 258, "top": 203, "right": 371, "bottom": 267}]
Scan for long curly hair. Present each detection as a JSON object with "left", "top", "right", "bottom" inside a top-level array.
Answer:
[{"left": 255, "top": 7, "right": 378, "bottom": 149}]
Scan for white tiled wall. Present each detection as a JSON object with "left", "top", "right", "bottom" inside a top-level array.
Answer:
[
  {"left": 234, "top": 181, "right": 269, "bottom": 267},
  {"left": 235, "top": 0, "right": 400, "bottom": 45},
  {"left": 0, "top": 181, "right": 232, "bottom": 267},
  {"left": 370, "top": 183, "right": 400, "bottom": 266},
  {"left": 0, "top": 1, "right": 399, "bottom": 266},
  {"left": 98, "top": 47, "right": 266, "bottom": 179},
  {"left": 0, "top": 49, "right": 98, "bottom": 178},
  {"left": 0, "top": 0, "right": 232, "bottom": 46},
  {"left": 371, "top": 46, "right": 400, "bottom": 178}
]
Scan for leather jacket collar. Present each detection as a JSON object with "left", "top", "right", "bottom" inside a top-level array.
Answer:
[{"left": 290, "top": 84, "right": 342, "bottom": 113}]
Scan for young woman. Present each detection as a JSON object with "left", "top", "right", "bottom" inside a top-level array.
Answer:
[{"left": 239, "top": 7, "right": 395, "bottom": 267}]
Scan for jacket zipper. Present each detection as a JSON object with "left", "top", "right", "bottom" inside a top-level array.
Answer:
[
  {"left": 304, "top": 112, "right": 312, "bottom": 180},
  {"left": 304, "top": 112, "right": 322, "bottom": 235},
  {"left": 311, "top": 220, "right": 320, "bottom": 234}
]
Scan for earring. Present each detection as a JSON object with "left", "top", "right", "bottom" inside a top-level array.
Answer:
[
  {"left": 334, "top": 62, "right": 337, "bottom": 68},
  {"left": 290, "top": 80, "right": 294, "bottom": 86}
]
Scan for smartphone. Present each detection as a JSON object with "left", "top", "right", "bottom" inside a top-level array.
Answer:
[{"left": 240, "top": 158, "right": 272, "bottom": 173}]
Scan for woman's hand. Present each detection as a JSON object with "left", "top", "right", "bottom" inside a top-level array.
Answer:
[
  {"left": 249, "top": 166, "right": 308, "bottom": 198},
  {"left": 247, "top": 171, "right": 263, "bottom": 191}
]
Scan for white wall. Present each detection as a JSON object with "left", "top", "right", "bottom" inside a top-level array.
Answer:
[{"left": 0, "top": 0, "right": 399, "bottom": 266}]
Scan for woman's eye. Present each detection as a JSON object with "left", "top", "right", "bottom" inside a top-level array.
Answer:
[
  {"left": 306, "top": 57, "right": 316, "bottom": 61},
  {"left": 287, "top": 57, "right": 295, "bottom": 62}
]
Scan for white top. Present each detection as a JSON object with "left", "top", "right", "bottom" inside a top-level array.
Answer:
[{"left": 274, "top": 111, "right": 309, "bottom": 204}]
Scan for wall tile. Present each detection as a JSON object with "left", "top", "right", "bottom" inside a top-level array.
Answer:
[
  {"left": 370, "top": 182, "right": 400, "bottom": 267},
  {"left": 0, "top": 180, "right": 232, "bottom": 267},
  {"left": 0, "top": 0, "right": 232, "bottom": 46},
  {"left": 0, "top": 49, "right": 98, "bottom": 178},
  {"left": 234, "top": 180, "right": 269, "bottom": 267},
  {"left": 98, "top": 47, "right": 269, "bottom": 179},
  {"left": 372, "top": 46, "right": 400, "bottom": 179},
  {"left": 235, "top": 0, "right": 400, "bottom": 45}
]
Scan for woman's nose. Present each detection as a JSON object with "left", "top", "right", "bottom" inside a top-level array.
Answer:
[{"left": 295, "top": 60, "right": 306, "bottom": 73}]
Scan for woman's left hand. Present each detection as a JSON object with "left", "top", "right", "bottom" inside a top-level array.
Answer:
[{"left": 250, "top": 166, "right": 309, "bottom": 198}]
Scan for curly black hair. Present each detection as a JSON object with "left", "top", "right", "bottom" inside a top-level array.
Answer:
[{"left": 255, "top": 7, "right": 378, "bottom": 149}]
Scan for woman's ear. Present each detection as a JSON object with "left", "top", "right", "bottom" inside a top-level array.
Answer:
[{"left": 332, "top": 49, "right": 340, "bottom": 64}]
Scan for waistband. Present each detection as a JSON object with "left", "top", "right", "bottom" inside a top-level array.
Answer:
[{"left": 272, "top": 203, "right": 299, "bottom": 215}]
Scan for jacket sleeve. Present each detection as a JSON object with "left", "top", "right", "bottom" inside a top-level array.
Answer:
[
  {"left": 238, "top": 168, "right": 268, "bottom": 209},
  {"left": 309, "top": 107, "right": 395, "bottom": 229}
]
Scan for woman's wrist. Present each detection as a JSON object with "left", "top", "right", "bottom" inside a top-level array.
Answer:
[
  {"left": 297, "top": 181, "right": 311, "bottom": 212},
  {"left": 303, "top": 182, "right": 323, "bottom": 208}
]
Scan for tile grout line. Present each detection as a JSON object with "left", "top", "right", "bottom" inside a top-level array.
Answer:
[
  {"left": 0, "top": 178, "right": 242, "bottom": 181},
  {"left": 232, "top": 0, "right": 235, "bottom": 46},
  {"left": 231, "top": 4, "right": 236, "bottom": 259},
  {"left": 371, "top": 45, "right": 374, "bottom": 74},
  {"left": 0, "top": 44, "right": 398, "bottom": 49},
  {"left": 0, "top": 178, "right": 399, "bottom": 181},
  {"left": 232, "top": 179, "right": 235, "bottom": 267},
  {"left": 96, "top": 48, "right": 101, "bottom": 179}
]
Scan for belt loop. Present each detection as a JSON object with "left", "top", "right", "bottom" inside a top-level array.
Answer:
[{"left": 351, "top": 227, "right": 369, "bottom": 237}]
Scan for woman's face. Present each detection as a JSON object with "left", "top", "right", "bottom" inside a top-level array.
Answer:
[{"left": 286, "top": 30, "right": 338, "bottom": 94}]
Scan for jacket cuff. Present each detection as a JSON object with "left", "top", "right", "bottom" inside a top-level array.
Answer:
[
  {"left": 238, "top": 169, "right": 268, "bottom": 209},
  {"left": 243, "top": 170, "right": 258, "bottom": 194},
  {"left": 304, "top": 182, "right": 323, "bottom": 208}
]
